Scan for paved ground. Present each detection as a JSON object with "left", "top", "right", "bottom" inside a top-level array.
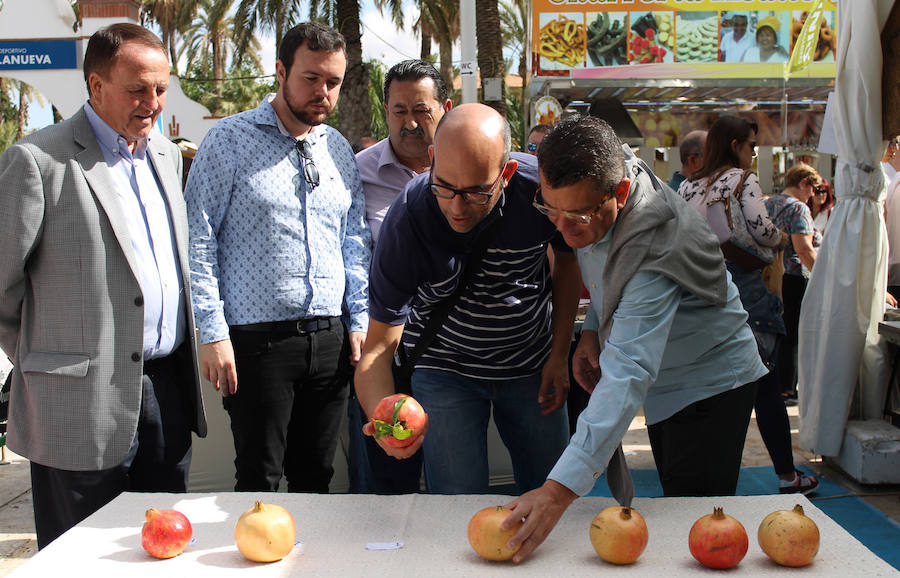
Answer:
[{"left": 1, "top": 407, "right": 897, "bottom": 575}]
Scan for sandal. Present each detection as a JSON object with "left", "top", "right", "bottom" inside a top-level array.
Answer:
[{"left": 779, "top": 470, "right": 819, "bottom": 495}]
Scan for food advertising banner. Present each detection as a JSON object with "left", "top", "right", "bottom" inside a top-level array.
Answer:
[
  {"left": 634, "top": 109, "right": 824, "bottom": 149},
  {"left": 531, "top": 0, "right": 837, "bottom": 79}
]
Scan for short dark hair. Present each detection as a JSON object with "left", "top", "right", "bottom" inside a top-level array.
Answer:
[
  {"left": 83, "top": 24, "right": 167, "bottom": 97},
  {"left": 537, "top": 115, "right": 624, "bottom": 196},
  {"left": 383, "top": 59, "right": 448, "bottom": 105},
  {"left": 279, "top": 22, "right": 346, "bottom": 75},
  {"left": 528, "top": 124, "right": 553, "bottom": 139},
  {"left": 691, "top": 115, "right": 758, "bottom": 181}
]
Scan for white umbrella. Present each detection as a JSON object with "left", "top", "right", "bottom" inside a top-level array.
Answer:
[{"left": 797, "top": 0, "right": 896, "bottom": 456}]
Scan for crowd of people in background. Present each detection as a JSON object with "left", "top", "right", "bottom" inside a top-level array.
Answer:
[{"left": 3, "top": 18, "right": 897, "bottom": 561}]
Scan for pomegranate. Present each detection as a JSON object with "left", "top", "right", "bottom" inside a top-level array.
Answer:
[
  {"left": 688, "top": 506, "right": 748, "bottom": 569},
  {"left": 758, "top": 504, "right": 820, "bottom": 567},
  {"left": 467, "top": 506, "right": 522, "bottom": 561},
  {"left": 588, "top": 505, "right": 649, "bottom": 565},
  {"left": 234, "top": 501, "right": 296, "bottom": 563},
  {"left": 371, "top": 393, "right": 428, "bottom": 448},
  {"left": 141, "top": 508, "right": 192, "bottom": 559}
]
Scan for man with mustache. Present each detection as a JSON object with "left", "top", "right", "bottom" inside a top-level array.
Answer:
[
  {"left": 0, "top": 24, "right": 207, "bottom": 547},
  {"left": 184, "top": 22, "right": 371, "bottom": 492},
  {"left": 349, "top": 59, "right": 451, "bottom": 493}
]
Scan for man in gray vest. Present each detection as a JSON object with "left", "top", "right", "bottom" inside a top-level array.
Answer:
[{"left": 501, "top": 115, "right": 765, "bottom": 563}]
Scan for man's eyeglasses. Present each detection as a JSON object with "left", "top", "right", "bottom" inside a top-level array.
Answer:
[
  {"left": 296, "top": 139, "right": 320, "bottom": 188},
  {"left": 526, "top": 142, "right": 538, "bottom": 152},
  {"left": 430, "top": 164, "right": 506, "bottom": 205},
  {"left": 532, "top": 186, "right": 610, "bottom": 226}
]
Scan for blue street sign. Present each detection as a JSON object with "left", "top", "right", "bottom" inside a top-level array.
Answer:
[{"left": 0, "top": 40, "right": 77, "bottom": 70}]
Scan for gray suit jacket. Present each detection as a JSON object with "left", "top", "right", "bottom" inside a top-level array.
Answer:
[{"left": 0, "top": 107, "right": 207, "bottom": 471}]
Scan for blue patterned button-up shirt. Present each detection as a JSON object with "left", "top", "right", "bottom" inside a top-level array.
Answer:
[{"left": 185, "top": 96, "right": 371, "bottom": 344}]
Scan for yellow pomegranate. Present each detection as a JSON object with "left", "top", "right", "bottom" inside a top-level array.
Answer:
[{"left": 234, "top": 501, "right": 296, "bottom": 563}]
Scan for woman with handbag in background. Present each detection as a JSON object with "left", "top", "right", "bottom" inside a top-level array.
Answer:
[
  {"left": 765, "top": 164, "right": 822, "bottom": 407},
  {"left": 679, "top": 116, "right": 817, "bottom": 495}
]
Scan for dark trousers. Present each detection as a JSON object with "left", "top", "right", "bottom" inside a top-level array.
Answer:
[
  {"left": 754, "top": 364, "right": 795, "bottom": 476},
  {"left": 226, "top": 319, "right": 350, "bottom": 493},
  {"left": 647, "top": 383, "right": 757, "bottom": 497},
  {"left": 778, "top": 274, "right": 808, "bottom": 396},
  {"left": 31, "top": 349, "right": 192, "bottom": 549},
  {"left": 347, "top": 394, "right": 423, "bottom": 494}
]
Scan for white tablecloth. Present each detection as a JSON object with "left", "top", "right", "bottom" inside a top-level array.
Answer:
[{"left": 11, "top": 493, "right": 897, "bottom": 576}]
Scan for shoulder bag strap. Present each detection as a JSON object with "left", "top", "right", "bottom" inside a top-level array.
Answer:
[
  {"left": 404, "top": 215, "right": 503, "bottom": 367},
  {"left": 723, "top": 169, "right": 753, "bottom": 230}
]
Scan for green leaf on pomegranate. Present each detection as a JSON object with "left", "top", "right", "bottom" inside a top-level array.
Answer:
[
  {"left": 373, "top": 419, "right": 396, "bottom": 439},
  {"left": 392, "top": 397, "right": 407, "bottom": 422},
  {"left": 391, "top": 424, "right": 413, "bottom": 440}
]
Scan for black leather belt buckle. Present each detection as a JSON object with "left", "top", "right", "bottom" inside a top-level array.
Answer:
[{"left": 296, "top": 317, "right": 333, "bottom": 334}]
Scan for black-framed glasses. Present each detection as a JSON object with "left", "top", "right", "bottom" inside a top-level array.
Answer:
[
  {"left": 429, "top": 163, "right": 506, "bottom": 205},
  {"left": 296, "top": 139, "right": 320, "bottom": 188},
  {"left": 814, "top": 186, "right": 828, "bottom": 196},
  {"left": 532, "top": 186, "right": 609, "bottom": 226}
]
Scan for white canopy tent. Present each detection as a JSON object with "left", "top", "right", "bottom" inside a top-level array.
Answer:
[{"left": 798, "top": 0, "right": 897, "bottom": 456}]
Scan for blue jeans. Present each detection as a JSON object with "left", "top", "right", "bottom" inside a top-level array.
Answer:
[{"left": 412, "top": 369, "right": 569, "bottom": 494}]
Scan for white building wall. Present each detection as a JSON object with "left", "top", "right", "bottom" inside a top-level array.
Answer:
[{"left": 1, "top": 0, "right": 216, "bottom": 142}]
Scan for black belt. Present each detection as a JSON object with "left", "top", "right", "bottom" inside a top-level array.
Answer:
[
  {"left": 142, "top": 342, "right": 187, "bottom": 375},
  {"left": 232, "top": 317, "right": 341, "bottom": 335}
]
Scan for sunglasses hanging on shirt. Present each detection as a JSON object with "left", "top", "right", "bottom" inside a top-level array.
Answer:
[{"left": 296, "top": 139, "right": 320, "bottom": 188}]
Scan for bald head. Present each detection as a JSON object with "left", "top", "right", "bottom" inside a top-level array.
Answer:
[
  {"left": 428, "top": 103, "right": 518, "bottom": 233},
  {"left": 433, "top": 103, "right": 511, "bottom": 169},
  {"left": 680, "top": 129, "right": 707, "bottom": 177}
]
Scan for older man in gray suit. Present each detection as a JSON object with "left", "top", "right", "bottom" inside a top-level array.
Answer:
[{"left": 0, "top": 23, "right": 206, "bottom": 548}]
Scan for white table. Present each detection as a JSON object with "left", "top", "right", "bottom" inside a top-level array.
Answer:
[{"left": 11, "top": 493, "right": 898, "bottom": 576}]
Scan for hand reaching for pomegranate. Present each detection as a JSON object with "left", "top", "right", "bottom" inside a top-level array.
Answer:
[{"left": 501, "top": 480, "right": 578, "bottom": 563}]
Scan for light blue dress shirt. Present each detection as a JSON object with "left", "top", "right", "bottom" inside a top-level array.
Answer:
[
  {"left": 185, "top": 97, "right": 371, "bottom": 344},
  {"left": 84, "top": 103, "right": 185, "bottom": 360},
  {"left": 548, "top": 223, "right": 766, "bottom": 496},
  {"left": 356, "top": 137, "right": 418, "bottom": 244}
]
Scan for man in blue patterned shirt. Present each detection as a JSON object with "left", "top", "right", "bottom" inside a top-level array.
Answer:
[{"left": 184, "top": 22, "right": 371, "bottom": 492}]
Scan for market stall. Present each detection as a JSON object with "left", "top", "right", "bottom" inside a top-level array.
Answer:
[
  {"left": 9, "top": 493, "right": 896, "bottom": 576},
  {"left": 528, "top": 0, "right": 838, "bottom": 192}
]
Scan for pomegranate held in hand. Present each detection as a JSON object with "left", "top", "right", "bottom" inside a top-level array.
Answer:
[
  {"left": 688, "top": 506, "right": 748, "bottom": 569},
  {"left": 467, "top": 506, "right": 522, "bottom": 561},
  {"left": 589, "top": 505, "right": 649, "bottom": 565},
  {"left": 234, "top": 501, "right": 296, "bottom": 563},
  {"left": 141, "top": 508, "right": 192, "bottom": 559},
  {"left": 758, "top": 504, "right": 820, "bottom": 567},
  {"left": 371, "top": 393, "right": 427, "bottom": 448}
]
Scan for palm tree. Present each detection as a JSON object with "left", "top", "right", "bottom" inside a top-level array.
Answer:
[
  {"left": 232, "top": 0, "right": 305, "bottom": 66},
  {"left": 141, "top": 0, "right": 199, "bottom": 72},
  {"left": 499, "top": 0, "right": 526, "bottom": 140},
  {"left": 474, "top": 0, "right": 506, "bottom": 116},
  {"left": 367, "top": 59, "right": 387, "bottom": 140},
  {"left": 419, "top": 0, "right": 459, "bottom": 89},
  {"left": 184, "top": 0, "right": 236, "bottom": 95},
  {"left": 334, "top": 0, "right": 370, "bottom": 145}
]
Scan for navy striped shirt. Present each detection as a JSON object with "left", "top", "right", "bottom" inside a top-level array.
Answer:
[{"left": 369, "top": 153, "right": 571, "bottom": 380}]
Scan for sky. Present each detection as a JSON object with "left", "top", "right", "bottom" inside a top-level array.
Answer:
[{"left": 24, "top": 0, "right": 437, "bottom": 131}]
